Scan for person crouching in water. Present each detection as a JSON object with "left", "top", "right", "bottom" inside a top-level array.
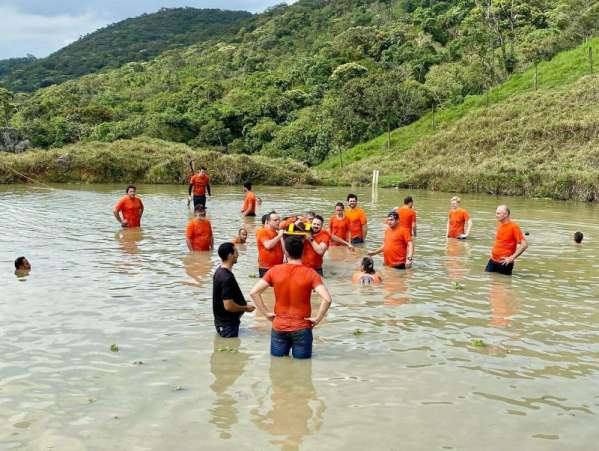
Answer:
[
  {"left": 352, "top": 257, "right": 382, "bottom": 285},
  {"left": 213, "top": 242, "right": 256, "bottom": 338},
  {"left": 250, "top": 235, "right": 332, "bottom": 359}
]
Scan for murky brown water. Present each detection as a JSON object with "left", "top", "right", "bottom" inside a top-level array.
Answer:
[{"left": 1, "top": 184, "right": 598, "bottom": 450}]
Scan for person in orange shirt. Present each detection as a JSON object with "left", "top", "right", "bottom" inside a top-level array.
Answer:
[
  {"left": 113, "top": 185, "right": 144, "bottom": 228},
  {"left": 250, "top": 235, "right": 332, "bottom": 359},
  {"left": 256, "top": 211, "right": 285, "bottom": 277},
  {"left": 329, "top": 202, "right": 354, "bottom": 248},
  {"left": 345, "top": 194, "right": 368, "bottom": 245},
  {"left": 241, "top": 182, "right": 257, "bottom": 217},
  {"left": 352, "top": 257, "right": 382, "bottom": 285},
  {"left": 369, "top": 211, "right": 413, "bottom": 269},
  {"left": 280, "top": 211, "right": 315, "bottom": 231},
  {"left": 447, "top": 196, "right": 472, "bottom": 239},
  {"left": 231, "top": 228, "right": 248, "bottom": 245},
  {"left": 188, "top": 166, "right": 211, "bottom": 209},
  {"left": 485, "top": 205, "right": 528, "bottom": 275},
  {"left": 395, "top": 196, "right": 416, "bottom": 237},
  {"left": 302, "top": 215, "right": 331, "bottom": 277},
  {"left": 185, "top": 204, "right": 214, "bottom": 251}
]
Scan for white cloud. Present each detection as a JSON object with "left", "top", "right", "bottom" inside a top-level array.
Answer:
[{"left": 0, "top": 6, "right": 113, "bottom": 58}]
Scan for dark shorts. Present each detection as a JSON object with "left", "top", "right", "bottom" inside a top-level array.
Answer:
[
  {"left": 271, "top": 328, "right": 313, "bottom": 359},
  {"left": 485, "top": 259, "right": 514, "bottom": 276},
  {"left": 215, "top": 323, "right": 240, "bottom": 338},
  {"left": 259, "top": 268, "right": 269, "bottom": 278},
  {"left": 245, "top": 212, "right": 256, "bottom": 217},
  {"left": 390, "top": 263, "right": 406, "bottom": 270},
  {"left": 193, "top": 195, "right": 206, "bottom": 208},
  {"left": 351, "top": 237, "right": 364, "bottom": 245},
  {"left": 315, "top": 268, "right": 324, "bottom": 277}
]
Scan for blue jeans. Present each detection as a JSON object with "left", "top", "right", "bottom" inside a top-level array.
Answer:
[{"left": 271, "top": 328, "right": 313, "bottom": 359}]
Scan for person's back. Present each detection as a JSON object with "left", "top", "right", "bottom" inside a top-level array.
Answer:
[{"left": 352, "top": 271, "right": 382, "bottom": 285}]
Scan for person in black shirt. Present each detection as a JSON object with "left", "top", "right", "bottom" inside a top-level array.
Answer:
[{"left": 213, "top": 242, "right": 255, "bottom": 337}]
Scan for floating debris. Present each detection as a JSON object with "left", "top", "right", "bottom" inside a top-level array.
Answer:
[
  {"left": 110, "top": 344, "right": 119, "bottom": 352},
  {"left": 353, "top": 329, "right": 364, "bottom": 336},
  {"left": 453, "top": 282, "right": 464, "bottom": 290},
  {"left": 217, "top": 347, "right": 239, "bottom": 353},
  {"left": 471, "top": 339, "right": 487, "bottom": 348},
  {"left": 175, "top": 385, "right": 185, "bottom": 391}
]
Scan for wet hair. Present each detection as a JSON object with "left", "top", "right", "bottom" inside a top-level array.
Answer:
[
  {"left": 574, "top": 231, "right": 583, "bottom": 243},
  {"left": 14, "top": 256, "right": 27, "bottom": 269},
  {"left": 388, "top": 211, "right": 399, "bottom": 220},
  {"left": 404, "top": 196, "right": 413, "bottom": 205},
  {"left": 126, "top": 185, "right": 136, "bottom": 193},
  {"left": 243, "top": 182, "right": 252, "bottom": 190},
  {"left": 347, "top": 194, "right": 357, "bottom": 201},
  {"left": 267, "top": 211, "right": 278, "bottom": 222},
  {"left": 284, "top": 236, "right": 305, "bottom": 259},
  {"left": 335, "top": 202, "right": 344, "bottom": 209},
  {"left": 218, "top": 242, "right": 236, "bottom": 261},
  {"left": 194, "top": 204, "right": 206, "bottom": 213},
  {"left": 361, "top": 257, "right": 375, "bottom": 275},
  {"left": 314, "top": 214, "right": 324, "bottom": 223},
  {"left": 261, "top": 213, "right": 269, "bottom": 225},
  {"left": 451, "top": 196, "right": 461, "bottom": 203},
  {"left": 305, "top": 211, "right": 316, "bottom": 219},
  {"left": 238, "top": 227, "right": 247, "bottom": 235}
]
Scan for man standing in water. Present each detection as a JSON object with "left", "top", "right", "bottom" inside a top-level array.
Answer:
[
  {"left": 447, "top": 196, "right": 472, "bottom": 239},
  {"left": 302, "top": 215, "right": 331, "bottom": 277},
  {"left": 186, "top": 205, "right": 214, "bottom": 251},
  {"left": 329, "top": 202, "right": 354, "bottom": 248},
  {"left": 14, "top": 256, "right": 31, "bottom": 276},
  {"left": 114, "top": 185, "right": 144, "bottom": 228},
  {"left": 250, "top": 236, "right": 332, "bottom": 359},
  {"left": 256, "top": 211, "right": 284, "bottom": 277},
  {"left": 213, "top": 242, "right": 256, "bottom": 337},
  {"left": 188, "top": 166, "right": 211, "bottom": 209},
  {"left": 241, "top": 182, "right": 257, "bottom": 217},
  {"left": 485, "top": 205, "right": 528, "bottom": 276},
  {"left": 369, "top": 211, "right": 413, "bottom": 269},
  {"left": 345, "top": 194, "right": 368, "bottom": 245},
  {"left": 396, "top": 196, "right": 417, "bottom": 238}
]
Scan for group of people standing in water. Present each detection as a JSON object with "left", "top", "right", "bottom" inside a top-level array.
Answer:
[{"left": 109, "top": 164, "right": 541, "bottom": 360}]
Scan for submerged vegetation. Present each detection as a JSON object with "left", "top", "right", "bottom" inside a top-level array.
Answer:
[{"left": 0, "top": 138, "right": 317, "bottom": 186}]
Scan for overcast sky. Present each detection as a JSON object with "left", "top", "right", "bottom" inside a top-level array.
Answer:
[{"left": 0, "top": 1, "right": 289, "bottom": 59}]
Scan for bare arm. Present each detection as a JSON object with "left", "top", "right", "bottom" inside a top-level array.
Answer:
[
  {"left": 405, "top": 241, "right": 414, "bottom": 268},
  {"left": 263, "top": 231, "right": 284, "bottom": 250},
  {"left": 464, "top": 219, "right": 473, "bottom": 237},
  {"left": 250, "top": 279, "right": 275, "bottom": 321},
  {"left": 331, "top": 235, "right": 353, "bottom": 249},
  {"left": 501, "top": 239, "right": 528, "bottom": 264},
  {"left": 224, "top": 299, "right": 255, "bottom": 313},
  {"left": 186, "top": 238, "right": 193, "bottom": 251},
  {"left": 308, "top": 238, "right": 328, "bottom": 256},
  {"left": 368, "top": 244, "right": 384, "bottom": 256},
  {"left": 305, "top": 284, "right": 332, "bottom": 326},
  {"left": 113, "top": 209, "right": 124, "bottom": 225},
  {"left": 207, "top": 184, "right": 211, "bottom": 197},
  {"left": 362, "top": 224, "right": 368, "bottom": 239}
]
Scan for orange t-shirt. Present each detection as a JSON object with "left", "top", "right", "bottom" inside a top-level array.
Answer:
[
  {"left": 448, "top": 208, "right": 470, "bottom": 238},
  {"left": 345, "top": 208, "right": 367, "bottom": 240},
  {"left": 190, "top": 174, "right": 210, "bottom": 196},
  {"left": 396, "top": 206, "right": 416, "bottom": 235},
  {"left": 329, "top": 215, "right": 351, "bottom": 245},
  {"left": 491, "top": 222, "right": 525, "bottom": 262},
  {"left": 256, "top": 227, "right": 284, "bottom": 269},
  {"left": 302, "top": 230, "right": 331, "bottom": 269},
  {"left": 242, "top": 191, "right": 257, "bottom": 214},
  {"left": 352, "top": 272, "right": 382, "bottom": 285},
  {"left": 114, "top": 196, "right": 144, "bottom": 227},
  {"left": 185, "top": 218, "right": 213, "bottom": 251},
  {"left": 383, "top": 226, "right": 412, "bottom": 266},
  {"left": 263, "top": 263, "right": 323, "bottom": 332}
]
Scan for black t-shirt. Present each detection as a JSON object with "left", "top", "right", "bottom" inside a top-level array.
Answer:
[{"left": 212, "top": 266, "right": 247, "bottom": 326}]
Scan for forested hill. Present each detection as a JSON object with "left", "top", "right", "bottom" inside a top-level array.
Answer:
[
  {"left": 0, "top": 8, "right": 253, "bottom": 92},
  {"left": 6, "top": 0, "right": 599, "bottom": 164}
]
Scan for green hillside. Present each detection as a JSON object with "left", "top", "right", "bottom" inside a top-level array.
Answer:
[
  {"left": 8, "top": 0, "right": 596, "bottom": 160},
  {"left": 319, "top": 36, "right": 599, "bottom": 171},
  {"left": 317, "top": 39, "right": 599, "bottom": 200},
  {"left": 0, "top": 8, "right": 252, "bottom": 92}
]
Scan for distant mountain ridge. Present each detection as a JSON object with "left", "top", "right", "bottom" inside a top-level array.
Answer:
[{"left": 0, "top": 8, "right": 253, "bottom": 92}]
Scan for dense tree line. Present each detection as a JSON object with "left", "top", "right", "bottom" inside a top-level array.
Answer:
[
  {"left": 6, "top": 0, "right": 599, "bottom": 165},
  {"left": 0, "top": 8, "right": 252, "bottom": 92}
]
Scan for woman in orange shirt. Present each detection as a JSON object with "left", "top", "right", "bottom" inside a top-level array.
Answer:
[
  {"left": 329, "top": 202, "right": 354, "bottom": 248},
  {"left": 446, "top": 196, "right": 472, "bottom": 239},
  {"left": 185, "top": 205, "right": 214, "bottom": 251}
]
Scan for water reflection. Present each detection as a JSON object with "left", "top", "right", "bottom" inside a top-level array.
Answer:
[
  {"left": 209, "top": 336, "right": 250, "bottom": 439},
  {"left": 382, "top": 268, "right": 412, "bottom": 306},
  {"left": 252, "top": 358, "right": 325, "bottom": 451},
  {"left": 115, "top": 228, "right": 144, "bottom": 255},
  {"left": 445, "top": 239, "right": 469, "bottom": 281},
  {"left": 488, "top": 276, "right": 519, "bottom": 328},
  {"left": 182, "top": 252, "right": 214, "bottom": 288}
]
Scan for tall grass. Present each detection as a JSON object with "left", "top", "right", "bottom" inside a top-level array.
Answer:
[
  {"left": 0, "top": 138, "right": 317, "bottom": 186},
  {"left": 318, "top": 37, "right": 599, "bottom": 171}
]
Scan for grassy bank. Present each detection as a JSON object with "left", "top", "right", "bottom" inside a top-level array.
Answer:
[
  {"left": 0, "top": 138, "right": 317, "bottom": 186},
  {"left": 318, "top": 37, "right": 599, "bottom": 174},
  {"left": 325, "top": 75, "right": 599, "bottom": 201}
]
